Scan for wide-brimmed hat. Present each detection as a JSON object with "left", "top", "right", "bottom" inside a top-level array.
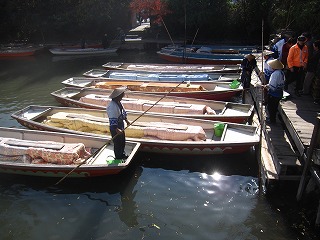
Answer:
[
  {"left": 109, "top": 87, "right": 127, "bottom": 99},
  {"left": 267, "top": 59, "right": 284, "bottom": 70},
  {"left": 245, "top": 54, "right": 256, "bottom": 60},
  {"left": 263, "top": 50, "right": 274, "bottom": 56}
]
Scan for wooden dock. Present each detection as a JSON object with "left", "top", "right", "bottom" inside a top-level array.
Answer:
[{"left": 250, "top": 63, "right": 320, "bottom": 225}]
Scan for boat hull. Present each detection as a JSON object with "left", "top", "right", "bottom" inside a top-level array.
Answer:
[
  {"left": 158, "top": 52, "right": 242, "bottom": 65},
  {"left": 61, "top": 78, "right": 243, "bottom": 101},
  {"left": 11, "top": 106, "right": 260, "bottom": 156},
  {"left": 0, "top": 127, "right": 140, "bottom": 178},
  {"left": 51, "top": 87, "right": 253, "bottom": 124},
  {"left": 49, "top": 47, "right": 118, "bottom": 55},
  {"left": 0, "top": 49, "right": 36, "bottom": 57},
  {"left": 102, "top": 62, "right": 241, "bottom": 73}
]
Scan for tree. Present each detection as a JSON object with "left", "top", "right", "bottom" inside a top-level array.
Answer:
[{"left": 129, "top": 0, "right": 171, "bottom": 25}]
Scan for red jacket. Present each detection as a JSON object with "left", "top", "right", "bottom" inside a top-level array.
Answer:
[{"left": 287, "top": 44, "right": 308, "bottom": 68}]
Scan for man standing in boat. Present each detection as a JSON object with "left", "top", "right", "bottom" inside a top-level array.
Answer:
[{"left": 107, "top": 87, "right": 130, "bottom": 160}]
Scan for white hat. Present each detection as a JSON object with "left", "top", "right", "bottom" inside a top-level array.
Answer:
[
  {"left": 267, "top": 59, "right": 284, "bottom": 70},
  {"left": 109, "top": 87, "right": 127, "bottom": 99}
]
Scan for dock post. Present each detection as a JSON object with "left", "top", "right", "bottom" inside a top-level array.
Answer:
[{"left": 296, "top": 114, "right": 320, "bottom": 201}]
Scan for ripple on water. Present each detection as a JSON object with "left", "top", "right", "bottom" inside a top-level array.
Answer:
[{"left": 134, "top": 168, "right": 259, "bottom": 240}]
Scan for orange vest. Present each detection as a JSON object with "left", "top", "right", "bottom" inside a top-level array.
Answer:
[{"left": 287, "top": 44, "right": 308, "bottom": 68}]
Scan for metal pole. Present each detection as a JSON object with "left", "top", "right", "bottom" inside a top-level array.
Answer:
[{"left": 184, "top": 0, "right": 186, "bottom": 47}]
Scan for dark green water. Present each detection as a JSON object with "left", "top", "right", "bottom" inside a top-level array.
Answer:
[{"left": 0, "top": 50, "right": 318, "bottom": 239}]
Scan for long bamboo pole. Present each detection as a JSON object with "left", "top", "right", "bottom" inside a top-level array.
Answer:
[{"left": 55, "top": 80, "right": 187, "bottom": 185}]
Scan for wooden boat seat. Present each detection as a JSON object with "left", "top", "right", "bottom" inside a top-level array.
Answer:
[{"left": 222, "top": 127, "right": 255, "bottom": 141}]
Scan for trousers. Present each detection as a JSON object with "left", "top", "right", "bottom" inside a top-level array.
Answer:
[
  {"left": 110, "top": 128, "right": 126, "bottom": 159},
  {"left": 267, "top": 95, "right": 281, "bottom": 122},
  {"left": 285, "top": 67, "right": 305, "bottom": 91}
]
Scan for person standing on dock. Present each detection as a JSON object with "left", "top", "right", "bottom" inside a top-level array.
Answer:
[
  {"left": 102, "top": 33, "right": 110, "bottom": 49},
  {"left": 240, "top": 54, "right": 257, "bottom": 89},
  {"left": 280, "top": 37, "right": 295, "bottom": 67},
  {"left": 106, "top": 87, "right": 130, "bottom": 160},
  {"left": 263, "top": 50, "right": 275, "bottom": 83},
  {"left": 303, "top": 40, "right": 320, "bottom": 95},
  {"left": 285, "top": 35, "right": 309, "bottom": 96},
  {"left": 265, "top": 59, "right": 285, "bottom": 124}
]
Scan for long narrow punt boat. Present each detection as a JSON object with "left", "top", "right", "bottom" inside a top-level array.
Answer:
[
  {"left": 61, "top": 77, "right": 243, "bottom": 101},
  {"left": 157, "top": 47, "right": 244, "bottom": 65},
  {"left": 161, "top": 45, "right": 259, "bottom": 55},
  {"left": 0, "top": 127, "right": 140, "bottom": 178},
  {"left": 11, "top": 105, "right": 260, "bottom": 155},
  {"left": 101, "top": 62, "right": 241, "bottom": 73},
  {"left": 83, "top": 69, "right": 240, "bottom": 82},
  {"left": 51, "top": 87, "right": 253, "bottom": 124},
  {"left": 0, "top": 48, "right": 37, "bottom": 57},
  {"left": 49, "top": 47, "right": 118, "bottom": 55}
]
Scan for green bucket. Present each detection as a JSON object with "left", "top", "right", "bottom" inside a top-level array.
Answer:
[
  {"left": 214, "top": 123, "right": 225, "bottom": 137},
  {"left": 229, "top": 80, "right": 240, "bottom": 89},
  {"left": 107, "top": 159, "right": 123, "bottom": 165}
]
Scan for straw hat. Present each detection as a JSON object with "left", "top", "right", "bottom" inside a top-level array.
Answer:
[
  {"left": 267, "top": 59, "right": 284, "bottom": 70},
  {"left": 263, "top": 50, "right": 274, "bottom": 56},
  {"left": 109, "top": 87, "right": 127, "bottom": 99},
  {"left": 245, "top": 54, "right": 256, "bottom": 60}
]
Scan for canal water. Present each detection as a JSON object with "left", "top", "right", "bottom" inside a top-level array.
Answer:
[{"left": 0, "top": 50, "right": 318, "bottom": 239}]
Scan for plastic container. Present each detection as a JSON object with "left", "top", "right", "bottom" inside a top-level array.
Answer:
[
  {"left": 214, "top": 123, "right": 225, "bottom": 137},
  {"left": 229, "top": 80, "right": 241, "bottom": 89},
  {"left": 107, "top": 159, "right": 123, "bottom": 165}
]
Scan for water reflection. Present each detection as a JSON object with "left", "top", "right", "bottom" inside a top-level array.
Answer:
[{"left": 117, "top": 166, "right": 142, "bottom": 227}]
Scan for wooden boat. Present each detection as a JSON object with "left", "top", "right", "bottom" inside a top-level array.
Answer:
[
  {"left": 157, "top": 47, "right": 244, "bottom": 65},
  {"left": 0, "top": 48, "right": 37, "bottom": 57},
  {"left": 61, "top": 77, "right": 243, "bottom": 101},
  {"left": 102, "top": 62, "right": 241, "bottom": 73},
  {"left": 82, "top": 69, "right": 240, "bottom": 82},
  {"left": 49, "top": 47, "right": 118, "bottom": 55},
  {"left": 162, "top": 45, "right": 259, "bottom": 54},
  {"left": 0, "top": 127, "right": 140, "bottom": 178},
  {"left": 51, "top": 87, "right": 254, "bottom": 124},
  {"left": 11, "top": 105, "right": 260, "bottom": 155},
  {"left": 51, "top": 53, "right": 119, "bottom": 63}
]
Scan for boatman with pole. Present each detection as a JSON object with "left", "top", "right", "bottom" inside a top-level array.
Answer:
[{"left": 106, "top": 87, "right": 130, "bottom": 160}]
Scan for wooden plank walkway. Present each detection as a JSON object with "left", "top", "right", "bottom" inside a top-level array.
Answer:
[{"left": 249, "top": 63, "right": 320, "bottom": 185}]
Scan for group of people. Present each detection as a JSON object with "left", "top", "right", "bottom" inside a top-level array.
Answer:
[
  {"left": 240, "top": 32, "right": 320, "bottom": 124},
  {"left": 271, "top": 32, "right": 320, "bottom": 97}
]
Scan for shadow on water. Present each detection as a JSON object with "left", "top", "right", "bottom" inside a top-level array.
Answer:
[{"left": 136, "top": 149, "right": 259, "bottom": 177}]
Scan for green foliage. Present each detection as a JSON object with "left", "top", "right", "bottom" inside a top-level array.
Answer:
[{"left": 0, "top": 0, "right": 318, "bottom": 44}]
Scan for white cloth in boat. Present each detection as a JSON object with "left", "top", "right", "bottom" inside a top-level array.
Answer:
[
  {"left": 79, "top": 94, "right": 216, "bottom": 115},
  {"left": 0, "top": 137, "right": 91, "bottom": 164},
  {"left": 43, "top": 112, "right": 207, "bottom": 141}
]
